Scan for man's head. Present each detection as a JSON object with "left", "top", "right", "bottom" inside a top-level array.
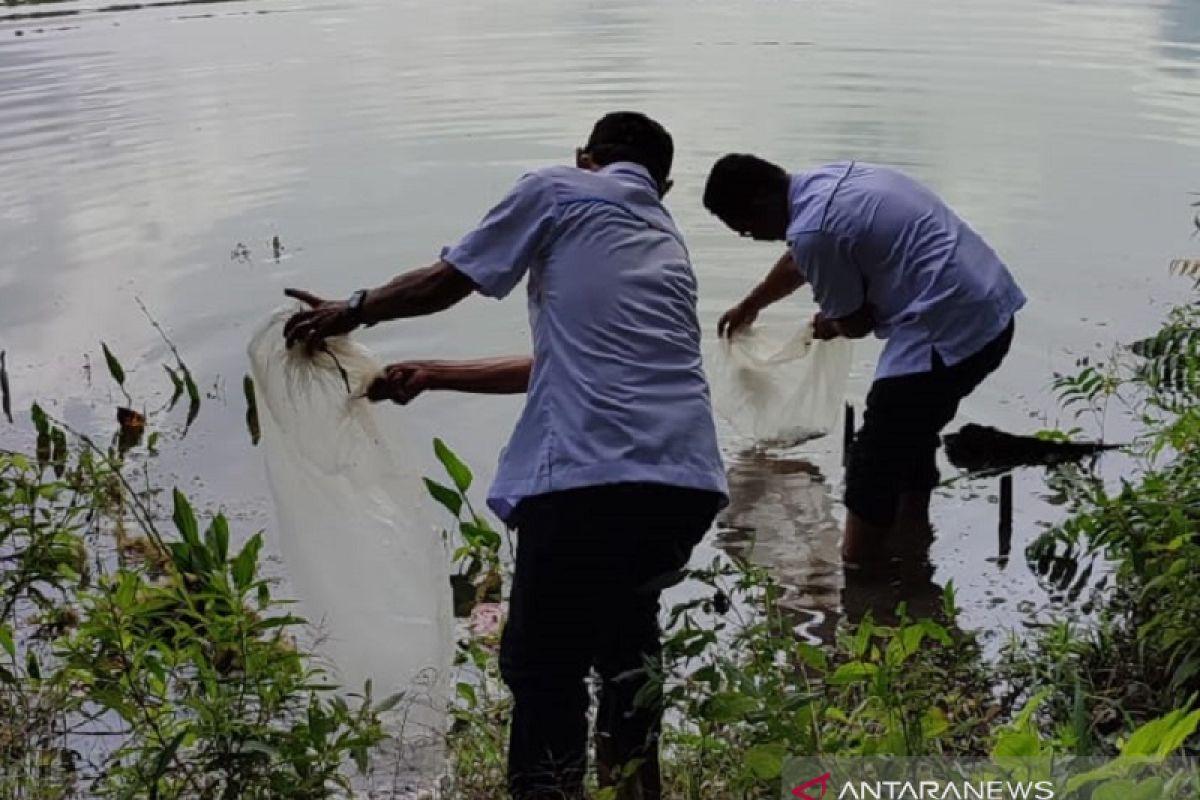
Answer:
[
  {"left": 577, "top": 112, "right": 674, "bottom": 197},
  {"left": 703, "top": 153, "right": 791, "bottom": 241}
]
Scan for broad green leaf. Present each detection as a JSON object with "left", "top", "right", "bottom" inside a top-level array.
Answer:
[
  {"left": 919, "top": 618, "right": 953, "bottom": 646},
  {"left": 434, "top": 438, "right": 472, "bottom": 492},
  {"left": 0, "top": 625, "right": 14, "bottom": 660},
  {"left": 424, "top": 478, "right": 463, "bottom": 517},
  {"left": 852, "top": 617, "right": 873, "bottom": 659},
  {"left": 796, "top": 643, "right": 828, "bottom": 672},
  {"left": 744, "top": 742, "right": 787, "bottom": 780},
  {"left": 1122, "top": 709, "right": 1200, "bottom": 757},
  {"left": 1093, "top": 778, "right": 1163, "bottom": 800},
  {"left": 826, "top": 662, "right": 878, "bottom": 686},
  {"left": 232, "top": 533, "right": 263, "bottom": 592},
  {"left": 115, "top": 572, "right": 139, "bottom": 608},
  {"left": 705, "top": 692, "right": 759, "bottom": 723},
  {"left": 172, "top": 489, "right": 200, "bottom": 547},
  {"left": 205, "top": 515, "right": 230, "bottom": 563},
  {"left": 885, "top": 627, "right": 926, "bottom": 666},
  {"left": 991, "top": 731, "right": 1041, "bottom": 758}
]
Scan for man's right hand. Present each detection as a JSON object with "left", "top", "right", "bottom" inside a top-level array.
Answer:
[
  {"left": 367, "top": 362, "right": 438, "bottom": 405},
  {"left": 717, "top": 302, "right": 759, "bottom": 339},
  {"left": 282, "top": 289, "right": 359, "bottom": 352}
]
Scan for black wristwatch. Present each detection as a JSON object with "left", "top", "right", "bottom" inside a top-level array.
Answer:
[{"left": 346, "top": 289, "right": 371, "bottom": 326}]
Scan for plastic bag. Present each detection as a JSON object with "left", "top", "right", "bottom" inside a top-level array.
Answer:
[
  {"left": 710, "top": 322, "right": 853, "bottom": 447},
  {"left": 247, "top": 308, "right": 452, "bottom": 771}
]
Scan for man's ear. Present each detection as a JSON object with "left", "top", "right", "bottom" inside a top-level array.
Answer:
[
  {"left": 576, "top": 148, "right": 597, "bottom": 171},
  {"left": 660, "top": 178, "right": 675, "bottom": 199}
]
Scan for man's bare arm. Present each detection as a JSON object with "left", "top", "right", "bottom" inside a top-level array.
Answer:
[
  {"left": 368, "top": 356, "right": 533, "bottom": 405},
  {"left": 283, "top": 261, "right": 477, "bottom": 350}
]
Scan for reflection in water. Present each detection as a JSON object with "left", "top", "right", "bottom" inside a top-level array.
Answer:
[
  {"left": 717, "top": 450, "right": 842, "bottom": 644},
  {"left": 717, "top": 449, "right": 948, "bottom": 646}
]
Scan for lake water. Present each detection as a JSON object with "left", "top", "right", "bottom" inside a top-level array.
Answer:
[{"left": 2, "top": 0, "right": 1199, "bottom": 640}]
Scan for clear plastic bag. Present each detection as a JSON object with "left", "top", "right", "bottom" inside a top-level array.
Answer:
[
  {"left": 710, "top": 322, "right": 854, "bottom": 447},
  {"left": 247, "top": 308, "right": 452, "bottom": 772}
]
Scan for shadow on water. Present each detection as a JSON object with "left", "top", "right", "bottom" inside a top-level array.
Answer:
[{"left": 716, "top": 447, "right": 948, "bottom": 646}]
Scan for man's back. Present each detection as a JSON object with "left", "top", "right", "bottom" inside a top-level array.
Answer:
[
  {"left": 443, "top": 161, "right": 727, "bottom": 520},
  {"left": 788, "top": 161, "right": 1025, "bottom": 378}
]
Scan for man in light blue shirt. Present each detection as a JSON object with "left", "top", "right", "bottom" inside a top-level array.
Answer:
[
  {"left": 704, "top": 155, "right": 1024, "bottom": 564},
  {"left": 283, "top": 112, "right": 728, "bottom": 800}
]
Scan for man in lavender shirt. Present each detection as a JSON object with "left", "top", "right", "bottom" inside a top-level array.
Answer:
[
  {"left": 704, "top": 155, "right": 1025, "bottom": 564},
  {"left": 282, "top": 113, "right": 728, "bottom": 800}
]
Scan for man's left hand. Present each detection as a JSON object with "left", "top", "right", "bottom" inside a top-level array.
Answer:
[
  {"left": 812, "top": 312, "right": 840, "bottom": 340},
  {"left": 367, "top": 362, "right": 437, "bottom": 405},
  {"left": 282, "top": 289, "right": 358, "bottom": 351}
]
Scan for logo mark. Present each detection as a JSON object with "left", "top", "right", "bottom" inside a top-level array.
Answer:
[{"left": 792, "top": 771, "right": 832, "bottom": 800}]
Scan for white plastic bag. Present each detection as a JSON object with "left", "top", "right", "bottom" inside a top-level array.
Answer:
[
  {"left": 710, "top": 322, "right": 853, "bottom": 447},
  {"left": 247, "top": 308, "right": 452, "bottom": 771}
]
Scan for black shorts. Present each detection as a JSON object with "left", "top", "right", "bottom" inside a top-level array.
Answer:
[{"left": 844, "top": 319, "right": 1015, "bottom": 527}]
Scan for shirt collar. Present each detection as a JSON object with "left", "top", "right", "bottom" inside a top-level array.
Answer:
[{"left": 599, "top": 161, "right": 658, "bottom": 191}]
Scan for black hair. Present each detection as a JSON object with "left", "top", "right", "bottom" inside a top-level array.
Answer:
[
  {"left": 584, "top": 112, "right": 674, "bottom": 188},
  {"left": 702, "top": 153, "right": 790, "bottom": 224}
]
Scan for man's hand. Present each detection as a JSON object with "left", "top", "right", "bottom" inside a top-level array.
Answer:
[
  {"left": 813, "top": 305, "right": 876, "bottom": 341},
  {"left": 282, "top": 289, "right": 358, "bottom": 351},
  {"left": 812, "top": 312, "right": 840, "bottom": 341},
  {"left": 367, "top": 362, "right": 438, "bottom": 405},
  {"left": 718, "top": 302, "right": 759, "bottom": 339}
]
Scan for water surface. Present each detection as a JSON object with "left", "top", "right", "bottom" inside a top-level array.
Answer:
[{"left": 2, "top": 0, "right": 1199, "bottom": 637}]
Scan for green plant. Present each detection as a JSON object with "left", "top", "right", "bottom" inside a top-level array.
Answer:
[
  {"left": 647, "top": 560, "right": 998, "bottom": 799},
  {"left": 1, "top": 332, "right": 394, "bottom": 798},
  {"left": 1020, "top": 223, "right": 1200, "bottom": 745},
  {"left": 424, "top": 438, "right": 508, "bottom": 619},
  {"left": 422, "top": 438, "right": 511, "bottom": 798}
]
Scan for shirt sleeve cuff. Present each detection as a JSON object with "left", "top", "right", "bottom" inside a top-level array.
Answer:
[{"left": 440, "top": 245, "right": 507, "bottom": 299}]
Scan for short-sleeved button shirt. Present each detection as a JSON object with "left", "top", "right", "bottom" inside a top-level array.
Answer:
[
  {"left": 787, "top": 161, "right": 1026, "bottom": 380},
  {"left": 441, "top": 162, "right": 729, "bottom": 522}
]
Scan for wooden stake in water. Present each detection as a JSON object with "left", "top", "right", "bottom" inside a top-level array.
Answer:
[
  {"left": 998, "top": 474, "right": 1013, "bottom": 558},
  {"left": 842, "top": 403, "right": 855, "bottom": 468}
]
